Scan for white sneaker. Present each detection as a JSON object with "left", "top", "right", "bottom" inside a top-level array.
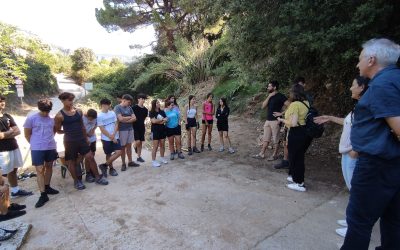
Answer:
[
  {"left": 337, "top": 219, "right": 347, "bottom": 227},
  {"left": 228, "top": 147, "right": 235, "bottom": 154},
  {"left": 160, "top": 157, "right": 168, "bottom": 164},
  {"left": 219, "top": 146, "right": 224, "bottom": 152},
  {"left": 152, "top": 160, "right": 161, "bottom": 168},
  {"left": 335, "top": 227, "right": 347, "bottom": 237},
  {"left": 287, "top": 176, "right": 294, "bottom": 183},
  {"left": 287, "top": 183, "right": 306, "bottom": 192}
]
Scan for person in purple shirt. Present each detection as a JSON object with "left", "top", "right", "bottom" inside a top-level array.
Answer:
[{"left": 24, "top": 99, "right": 59, "bottom": 208}]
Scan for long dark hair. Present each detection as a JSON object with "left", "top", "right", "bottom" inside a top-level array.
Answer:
[
  {"left": 289, "top": 84, "right": 307, "bottom": 102},
  {"left": 150, "top": 99, "right": 158, "bottom": 113},
  {"left": 188, "top": 95, "right": 195, "bottom": 109},
  {"left": 167, "top": 95, "right": 178, "bottom": 106},
  {"left": 355, "top": 75, "right": 369, "bottom": 97},
  {"left": 218, "top": 97, "right": 228, "bottom": 109}
]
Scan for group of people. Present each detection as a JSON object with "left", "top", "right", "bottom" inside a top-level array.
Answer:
[
  {"left": 254, "top": 38, "right": 400, "bottom": 250},
  {"left": 0, "top": 38, "right": 399, "bottom": 250},
  {"left": 0, "top": 90, "right": 236, "bottom": 220}
]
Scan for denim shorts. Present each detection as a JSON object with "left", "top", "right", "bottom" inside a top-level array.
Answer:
[{"left": 31, "top": 149, "right": 58, "bottom": 166}]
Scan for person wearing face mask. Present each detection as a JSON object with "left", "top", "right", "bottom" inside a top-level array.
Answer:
[{"left": 253, "top": 80, "right": 288, "bottom": 161}]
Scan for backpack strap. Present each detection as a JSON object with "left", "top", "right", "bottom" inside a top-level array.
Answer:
[{"left": 300, "top": 101, "right": 310, "bottom": 109}]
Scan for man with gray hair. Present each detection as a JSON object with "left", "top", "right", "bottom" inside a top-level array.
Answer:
[{"left": 341, "top": 38, "right": 400, "bottom": 249}]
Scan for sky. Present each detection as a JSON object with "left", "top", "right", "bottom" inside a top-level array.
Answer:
[{"left": 0, "top": 0, "right": 156, "bottom": 57}]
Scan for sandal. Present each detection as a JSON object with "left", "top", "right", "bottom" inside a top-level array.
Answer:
[{"left": 252, "top": 154, "right": 265, "bottom": 159}]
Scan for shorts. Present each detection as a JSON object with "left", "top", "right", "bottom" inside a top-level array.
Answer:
[
  {"left": 31, "top": 149, "right": 58, "bottom": 166},
  {"left": 89, "top": 141, "right": 96, "bottom": 153},
  {"left": 64, "top": 140, "right": 91, "bottom": 161},
  {"left": 152, "top": 129, "right": 166, "bottom": 140},
  {"left": 202, "top": 119, "right": 213, "bottom": 125},
  {"left": 119, "top": 130, "right": 134, "bottom": 146},
  {"left": 166, "top": 126, "right": 181, "bottom": 137},
  {"left": 217, "top": 120, "right": 229, "bottom": 132},
  {"left": 134, "top": 127, "right": 145, "bottom": 142},
  {"left": 0, "top": 148, "right": 23, "bottom": 174},
  {"left": 102, "top": 139, "right": 122, "bottom": 155},
  {"left": 263, "top": 120, "right": 280, "bottom": 144},
  {"left": 186, "top": 118, "right": 197, "bottom": 129}
]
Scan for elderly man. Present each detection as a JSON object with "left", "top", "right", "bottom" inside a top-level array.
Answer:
[{"left": 341, "top": 38, "right": 400, "bottom": 249}]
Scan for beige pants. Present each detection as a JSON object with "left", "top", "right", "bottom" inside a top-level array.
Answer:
[{"left": 263, "top": 120, "right": 280, "bottom": 144}]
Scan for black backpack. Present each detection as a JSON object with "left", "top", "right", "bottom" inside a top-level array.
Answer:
[{"left": 300, "top": 101, "right": 324, "bottom": 138}]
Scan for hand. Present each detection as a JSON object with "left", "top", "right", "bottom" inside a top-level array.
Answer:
[
  {"left": 86, "top": 139, "right": 90, "bottom": 145},
  {"left": 109, "top": 134, "right": 115, "bottom": 141},
  {"left": 268, "top": 92, "right": 276, "bottom": 97},
  {"left": 113, "top": 138, "right": 118, "bottom": 144},
  {"left": 314, "top": 115, "right": 330, "bottom": 124},
  {"left": 349, "top": 150, "right": 358, "bottom": 159},
  {"left": 273, "top": 112, "right": 283, "bottom": 117}
]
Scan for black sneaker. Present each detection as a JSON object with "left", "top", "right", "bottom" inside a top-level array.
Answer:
[
  {"left": 274, "top": 160, "right": 289, "bottom": 169},
  {"left": 45, "top": 186, "right": 59, "bottom": 195},
  {"left": 99, "top": 163, "right": 108, "bottom": 178},
  {"left": 96, "top": 176, "right": 109, "bottom": 185},
  {"left": 128, "top": 161, "right": 140, "bottom": 167},
  {"left": 35, "top": 194, "right": 49, "bottom": 208},
  {"left": 137, "top": 157, "right": 145, "bottom": 163},
  {"left": 85, "top": 173, "right": 96, "bottom": 183},
  {"left": 178, "top": 152, "right": 185, "bottom": 159},
  {"left": 188, "top": 148, "right": 193, "bottom": 156},
  {"left": 193, "top": 147, "right": 201, "bottom": 153},
  {"left": 201, "top": 144, "right": 204, "bottom": 152},
  {"left": 8, "top": 203, "right": 26, "bottom": 211},
  {"left": 121, "top": 163, "right": 127, "bottom": 171},
  {"left": 208, "top": 144, "right": 212, "bottom": 151},
  {"left": 11, "top": 189, "right": 33, "bottom": 198},
  {"left": 109, "top": 168, "right": 118, "bottom": 176},
  {"left": 0, "top": 210, "right": 26, "bottom": 222}
]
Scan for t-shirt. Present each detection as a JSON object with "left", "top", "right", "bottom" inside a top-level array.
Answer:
[
  {"left": 165, "top": 109, "right": 179, "bottom": 128},
  {"left": 132, "top": 105, "right": 148, "bottom": 130},
  {"left": 285, "top": 101, "right": 309, "bottom": 127},
  {"left": 23, "top": 113, "right": 56, "bottom": 150},
  {"left": 351, "top": 65, "right": 400, "bottom": 159},
  {"left": 114, "top": 104, "right": 134, "bottom": 131},
  {"left": 0, "top": 113, "right": 19, "bottom": 152},
  {"left": 83, "top": 116, "right": 97, "bottom": 143},
  {"left": 266, "top": 93, "right": 287, "bottom": 121},
  {"left": 339, "top": 112, "right": 352, "bottom": 154},
  {"left": 97, "top": 110, "right": 119, "bottom": 141},
  {"left": 149, "top": 110, "right": 166, "bottom": 133}
]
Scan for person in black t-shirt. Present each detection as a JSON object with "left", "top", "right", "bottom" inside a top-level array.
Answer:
[
  {"left": 0, "top": 96, "right": 33, "bottom": 198},
  {"left": 149, "top": 99, "right": 168, "bottom": 167},
  {"left": 253, "top": 81, "right": 288, "bottom": 160},
  {"left": 132, "top": 93, "right": 149, "bottom": 163}
]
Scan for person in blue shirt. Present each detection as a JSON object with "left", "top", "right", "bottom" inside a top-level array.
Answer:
[
  {"left": 164, "top": 100, "right": 184, "bottom": 160},
  {"left": 341, "top": 38, "right": 400, "bottom": 250}
]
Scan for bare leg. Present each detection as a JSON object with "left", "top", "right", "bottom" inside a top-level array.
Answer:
[
  {"left": 201, "top": 124, "right": 206, "bottom": 146},
  {"left": 126, "top": 143, "right": 133, "bottom": 162},
  {"left": 152, "top": 140, "right": 159, "bottom": 160},
  {"left": 168, "top": 136, "right": 175, "bottom": 154},
  {"left": 160, "top": 139, "right": 165, "bottom": 157},
  {"left": 191, "top": 127, "right": 197, "bottom": 148},
  {"left": 7, "top": 169, "right": 18, "bottom": 187},
  {"left": 35, "top": 165, "right": 45, "bottom": 193},
  {"left": 44, "top": 161, "right": 53, "bottom": 186},
  {"left": 84, "top": 153, "right": 101, "bottom": 179},
  {"left": 207, "top": 124, "right": 213, "bottom": 145},
  {"left": 136, "top": 141, "right": 142, "bottom": 158},
  {"left": 120, "top": 146, "right": 126, "bottom": 165},
  {"left": 66, "top": 159, "right": 78, "bottom": 181},
  {"left": 106, "top": 150, "right": 121, "bottom": 166},
  {"left": 187, "top": 129, "right": 191, "bottom": 149},
  {"left": 175, "top": 135, "right": 182, "bottom": 152},
  {"left": 219, "top": 131, "right": 224, "bottom": 148},
  {"left": 0, "top": 185, "right": 10, "bottom": 215},
  {"left": 224, "top": 131, "right": 232, "bottom": 147},
  {"left": 272, "top": 143, "right": 279, "bottom": 157},
  {"left": 283, "top": 142, "right": 288, "bottom": 161}
]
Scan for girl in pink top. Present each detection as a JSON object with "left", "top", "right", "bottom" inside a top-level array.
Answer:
[{"left": 201, "top": 93, "right": 215, "bottom": 151}]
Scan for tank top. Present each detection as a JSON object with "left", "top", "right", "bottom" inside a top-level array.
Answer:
[
  {"left": 61, "top": 109, "right": 85, "bottom": 142},
  {"left": 203, "top": 102, "right": 213, "bottom": 120},
  {"left": 187, "top": 106, "right": 196, "bottom": 119}
]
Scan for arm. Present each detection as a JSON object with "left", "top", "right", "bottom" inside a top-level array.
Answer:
[
  {"left": 386, "top": 116, "right": 400, "bottom": 141},
  {"left": 261, "top": 95, "right": 272, "bottom": 109},
  {"left": 99, "top": 126, "right": 113, "bottom": 140},
  {"left": 117, "top": 113, "right": 136, "bottom": 123},
  {"left": 24, "top": 128, "right": 32, "bottom": 143},
  {"left": 54, "top": 113, "right": 64, "bottom": 134},
  {"left": 314, "top": 115, "right": 344, "bottom": 125}
]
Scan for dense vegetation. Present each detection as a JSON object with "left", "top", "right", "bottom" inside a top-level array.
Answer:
[
  {"left": 92, "top": 0, "right": 400, "bottom": 115},
  {"left": 0, "top": 22, "right": 71, "bottom": 97}
]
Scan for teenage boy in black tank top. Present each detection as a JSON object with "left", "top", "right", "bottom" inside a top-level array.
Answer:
[{"left": 54, "top": 92, "right": 108, "bottom": 190}]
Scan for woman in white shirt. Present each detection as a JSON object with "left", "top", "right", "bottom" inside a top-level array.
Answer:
[{"left": 314, "top": 76, "right": 369, "bottom": 238}]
